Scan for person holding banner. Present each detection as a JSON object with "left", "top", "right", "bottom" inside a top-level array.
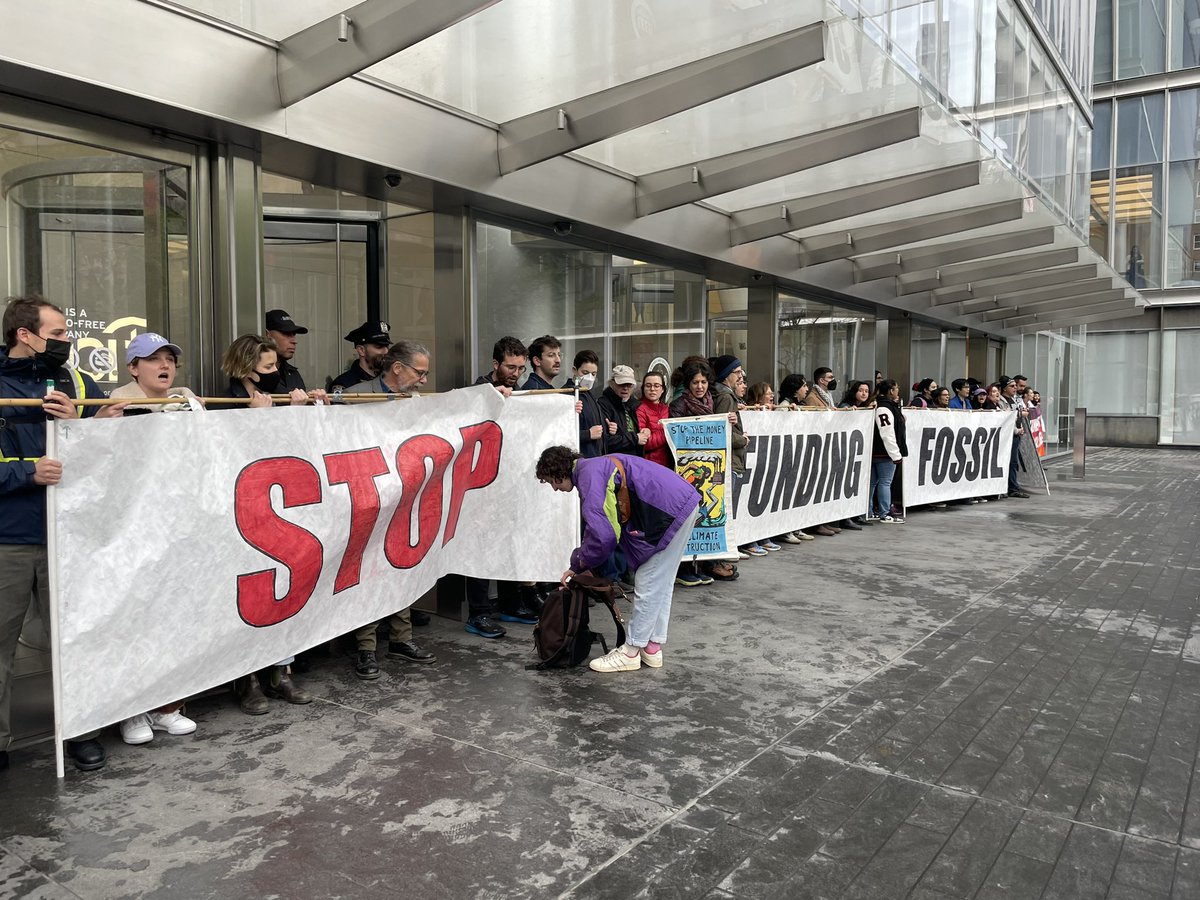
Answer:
[
  {"left": 464, "top": 336, "right": 539, "bottom": 638},
  {"left": 869, "top": 379, "right": 908, "bottom": 524},
  {"left": 109, "top": 332, "right": 200, "bottom": 413},
  {"left": 218, "top": 335, "right": 316, "bottom": 713},
  {"left": 566, "top": 350, "right": 605, "bottom": 459},
  {"left": 775, "top": 374, "right": 810, "bottom": 411},
  {"left": 709, "top": 355, "right": 767, "bottom": 555},
  {"left": 220, "top": 334, "right": 312, "bottom": 410},
  {"left": 329, "top": 320, "right": 391, "bottom": 392},
  {"left": 345, "top": 341, "right": 437, "bottom": 679},
  {"left": 536, "top": 446, "right": 700, "bottom": 673},
  {"left": 598, "top": 365, "right": 648, "bottom": 457},
  {"left": 0, "top": 295, "right": 127, "bottom": 772},
  {"left": 998, "top": 377, "right": 1031, "bottom": 499},
  {"left": 636, "top": 371, "right": 671, "bottom": 467}
]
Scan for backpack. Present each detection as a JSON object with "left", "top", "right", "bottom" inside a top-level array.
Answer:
[{"left": 527, "top": 573, "right": 627, "bottom": 670}]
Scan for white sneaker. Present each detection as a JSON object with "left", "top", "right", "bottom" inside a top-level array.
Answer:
[
  {"left": 120, "top": 713, "right": 153, "bottom": 745},
  {"left": 589, "top": 645, "right": 642, "bottom": 672},
  {"left": 149, "top": 710, "right": 197, "bottom": 736},
  {"left": 640, "top": 646, "right": 663, "bottom": 668},
  {"left": 795, "top": 530, "right": 815, "bottom": 541},
  {"left": 781, "top": 532, "right": 803, "bottom": 545}
]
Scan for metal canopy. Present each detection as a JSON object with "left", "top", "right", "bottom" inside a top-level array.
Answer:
[
  {"left": 277, "top": 0, "right": 500, "bottom": 106},
  {"left": 497, "top": 22, "right": 825, "bottom": 174},
  {"left": 897, "top": 247, "right": 1079, "bottom": 295},
  {"left": 729, "top": 162, "right": 979, "bottom": 246},
  {"left": 957, "top": 277, "right": 1117, "bottom": 314},
  {"left": 1011, "top": 300, "right": 1144, "bottom": 332},
  {"left": 798, "top": 199, "right": 1025, "bottom": 267},
  {"left": 927, "top": 263, "right": 1099, "bottom": 305},
  {"left": 635, "top": 107, "right": 920, "bottom": 217},
  {"left": 981, "top": 289, "right": 1128, "bottom": 321},
  {"left": 852, "top": 226, "right": 1056, "bottom": 282}
]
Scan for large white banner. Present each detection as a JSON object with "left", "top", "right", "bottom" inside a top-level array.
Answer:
[
  {"left": 52, "top": 387, "right": 578, "bottom": 738},
  {"left": 902, "top": 409, "right": 1016, "bottom": 506},
  {"left": 730, "top": 409, "right": 874, "bottom": 545}
]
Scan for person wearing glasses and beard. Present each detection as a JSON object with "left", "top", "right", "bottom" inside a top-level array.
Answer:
[{"left": 344, "top": 339, "right": 437, "bottom": 677}]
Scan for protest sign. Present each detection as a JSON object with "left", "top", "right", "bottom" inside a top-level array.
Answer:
[
  {"left": 663, "top": 415, "right": 731, "bottom": 560},
  {"left": 901, "top": 408, "right": 1016, "bottom": 506},
  {"left": 731, "top": 409, "right": 874, "bottom": 544},
  {"left": 50, "top": 387, "right": 578, "bottom": 738}
]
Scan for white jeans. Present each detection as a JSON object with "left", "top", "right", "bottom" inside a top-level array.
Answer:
[{"left": 627, "top": 507, "right": 699, "bottom": 648}]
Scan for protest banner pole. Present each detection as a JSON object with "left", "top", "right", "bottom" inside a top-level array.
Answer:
[
  {"left": 44, "top": 420, "right": 66, "bottom": 779},
  {"left": 0, "top": 388, "right": 578, "bottom": 407}
]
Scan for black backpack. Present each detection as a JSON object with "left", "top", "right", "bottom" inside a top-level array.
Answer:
[{"left": 527, "top": 574, "right": 627, "bottom": 670}]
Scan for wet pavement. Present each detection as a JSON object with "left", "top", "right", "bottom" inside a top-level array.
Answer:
[{"left": 2, "top": 447, "right": 1198, "bottom": 899}]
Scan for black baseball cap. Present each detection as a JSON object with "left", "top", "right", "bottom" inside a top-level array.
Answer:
[
  {"left": 265, "top": 309, "right": 308, "bottom": 335},
  {"left": 344, "top": 321, "right": 391, "bottom": 346}
]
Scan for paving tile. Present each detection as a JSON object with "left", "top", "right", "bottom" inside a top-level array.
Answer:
[
  {"left": 903, "top": 787, "right": 976, "bottom": 836},
  {"left": 839, "top": 823, "right": 945, "bottom": 898},
  {"left": 1002, "top": 810, "right": 1073, "bottom": 865},
  {"left": 915, "top": 796, "right": 1023, "bottom": 897},
  {"left": 974, "top": 850, "right": 1054, "bottom": 900}
]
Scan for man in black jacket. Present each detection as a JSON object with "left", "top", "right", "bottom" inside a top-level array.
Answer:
[
  {"left": 598, "top": 365, "right": 649, "bottom": 456},
  {"left": 265, "top": 309, "right": 309, "bottom": 391},
  {"left": 330, "top": 320, "right": 391, "bottom": 391},
  {"left": 464, "top": 336, "right": 540, "bottom": 637}
]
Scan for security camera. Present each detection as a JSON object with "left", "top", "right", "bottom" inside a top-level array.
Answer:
[
  {"left": 751, "top": 272, "right": 763, "bottom": 281},
  {"left": 384, "top": 173, "right": 403, "bottom": 188},
  {"left": 552, "top": 221, "right": 574, "bottom": 236}
]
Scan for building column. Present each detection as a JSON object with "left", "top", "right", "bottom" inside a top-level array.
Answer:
[
  {"left": 209, "top": 143, "right": 263, "bottom": 386},
  {"left": 966, "top": 330, "right": 988, "bottom": 382},
  {"left": 746, "top": 285, "right": 777, "bottom": 385},
  {"left": 884, "top": 315, "right": 912, "bottom": 393}
]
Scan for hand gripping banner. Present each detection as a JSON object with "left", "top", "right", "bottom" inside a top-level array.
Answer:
[
  {"left": 49, "top": 387, "right": 578, "bottom": 738},
  {"left": 901, "top": 408, "right": 1017, "bottom": 506},
  {"left": 731, "top": 409, "right": 874, "bottom": 545},
  {"left": 663, "top": 415, "right": 732, "bottom": 561}
]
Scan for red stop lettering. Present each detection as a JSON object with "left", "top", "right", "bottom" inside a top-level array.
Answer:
[
  {"left": 384, "top": 435, "right": 455, "bottom": 569},
  {"left": 444, "top": 421, "right": 502, "bottom": 546},
  {"left": 234, "top": 457, "right": 324, "bottom": 627},
  {"left": 324, "top": 447, "right": 389, "bottom": 594}
]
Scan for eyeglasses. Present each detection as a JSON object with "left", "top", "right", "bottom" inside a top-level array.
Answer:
[{"left": 403, "top": 362, "right": 430, "bottom": 378}]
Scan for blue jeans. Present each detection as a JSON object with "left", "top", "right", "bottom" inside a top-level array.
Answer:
[
  {"left": 627, "top": 508, "right": 699, "bottom": 648},
  {"left": 870, "top": 458, "right": 896, "bottom": 518}
]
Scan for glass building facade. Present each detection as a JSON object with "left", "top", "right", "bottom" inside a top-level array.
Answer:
[{"left": 1087, "top": 0, "right": 1200, "bottom": 444}]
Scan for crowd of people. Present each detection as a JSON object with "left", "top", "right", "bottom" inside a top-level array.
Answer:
[{"left": 0, "top": 293, "right": 1040, "bottom": 773}]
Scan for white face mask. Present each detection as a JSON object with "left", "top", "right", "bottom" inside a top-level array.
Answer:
[{"left": 577, "top": 372, "right": 596, "bottom": 390}]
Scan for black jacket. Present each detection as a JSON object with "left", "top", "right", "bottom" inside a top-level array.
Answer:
[
  {"left": 598, "top": 386, "right": 642, "bottom": 457},
  {"left": 330, "top": 360, "right": 374, "bottom": 391},
  {"left": 520, "top": 370, "right": 556, "bottom": 391},
  {"left": 872, "top": 398, "right": 908, "bottom": 460},
  {"left": 278, "top": 359, "right": 306, "bottom": 391},
  {"left": 565, "top": 377, "right": 605, "bottom": 458}
]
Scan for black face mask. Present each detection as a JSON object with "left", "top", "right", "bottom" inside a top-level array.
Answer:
[
  {"left": 254, "top": 370, "right": 282, "bottom": 394},
  {"left": 35, "top": 338, "right": 71, "bottom": 371},
  {"left": 827, "top": 379, "right": 838, "bottom": 392}
]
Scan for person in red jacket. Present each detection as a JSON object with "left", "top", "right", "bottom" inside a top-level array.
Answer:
[{"left": 636, "top": 371, "right": 670, "bottom": 467}]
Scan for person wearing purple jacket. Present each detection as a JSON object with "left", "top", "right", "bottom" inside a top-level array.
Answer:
[{"left": 535, "top": 446, "right": 700, "bottom": 673}]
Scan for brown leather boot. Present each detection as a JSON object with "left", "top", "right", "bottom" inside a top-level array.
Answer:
[
  {"left": 237, "top": 675, "right": 270, "bottom": 715},
  {"left": 262, "top": 666, "right": 313, "bottom": 704}
]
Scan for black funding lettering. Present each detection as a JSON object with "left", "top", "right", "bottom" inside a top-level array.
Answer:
[
  {"left": 794, "top": 434, "right": 822, "bottom": 507},
  {"left": 823, "top": 432, "right": 848, "bottom": 502},
  {"left": 748, "top": 434, "right": 779, "bottom": 517},
  {"left": 772, "top": 434, "right": 800, "bottom": 513}
]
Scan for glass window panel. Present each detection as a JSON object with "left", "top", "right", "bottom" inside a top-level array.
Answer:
[
  {"left": 386, "top": 212, "right": 436, "bottom": 351},
  {"left": 911, "top": 324, "right": 943, "bottom": 387},
  {"left": 368, "top": 0, "right": 825, "bottom": 123},
  {"left": 1112, "top": 164, "right": 1163, "bottom": 288},
  {"left": 1080, "top": 330, "right": 1160, "bottom": 414},
  {"left": 168, "top": 1, "right": 352, "bottom": 39},
  {"left": 474, "top": 222, "right": 606, "bottom": 380},
  {"left": 1170, "top": 88, "right": 1200, "bottom": 161},
  {"left": 1117, "top": 0, "right": 1167, "bottom": 79},
  {"left": 1, "top": 126, "right": 194, "bottom": 392},
  {"left": 1116, "top": 94, "right": 1165, "bottom": 167},
  {"left": 1095, "top": 0, "right": 1114, "bottom": 81},
  {"left": 946, "top": 0, "right": 979, "bottom": 109},
  {"left": 777, "top": 294, "right": 832, "bottom": 389},
  {"left": 1166, "top": 329, "right": 1200, "bottom": 440},
  {"left": 1172, "top": 0, "right": 1200, "bottom": 69},
  {"left": 1166, "top": 160, "right": 1200, "bottom": 285},
  {"left": 612, "top": 261, "right": 706, "bottom": 376}
]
